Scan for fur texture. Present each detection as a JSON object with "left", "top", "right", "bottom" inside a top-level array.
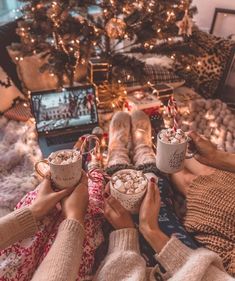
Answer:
[{"left": 0, "top": 117, "right": 42, "bottom": 211}]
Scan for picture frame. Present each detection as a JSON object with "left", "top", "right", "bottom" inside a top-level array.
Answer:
[
  {"left": 210, "top": 8, "right": 235, "bottom": 39},
  {"left": 216, "top": 45, "right": 235, "bottom": 108}
]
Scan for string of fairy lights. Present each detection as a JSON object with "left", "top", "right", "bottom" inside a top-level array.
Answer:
[{"left": 12, "top": 0, "right": 205, "bottom": 105}]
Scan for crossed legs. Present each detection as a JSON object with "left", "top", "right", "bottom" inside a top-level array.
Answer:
[
  {"left": 170, "top": 158, "right": 215, "bottom": 196},
  {"left": 107, "top": 111, "right": 155, "bottom": 169}
]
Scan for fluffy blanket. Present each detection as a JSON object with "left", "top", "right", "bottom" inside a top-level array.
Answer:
[{"left": 0, "top": 117, "right": 42, "bottom": 210}]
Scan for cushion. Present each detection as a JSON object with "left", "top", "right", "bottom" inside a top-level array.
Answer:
[
  {"left": 118, "top": 64, "right": 185, "bottom": 88},
  {"left": 4, "top": 101, "right": 32, "bottom": 122},
  {"left": 175, "top": 29, "right": 235, "bottom": 98},
  {"left": 7, "top": 49, "right": 59, "bottom": 92},
  {"left": 0, "top": 20, "right": 22, "bottom": 92},
  {"left": 8, "top": 48, "right": 88, "bottom": 92},
  {"left": 0, "top": 66, "right": 25, "bottom": 114}
]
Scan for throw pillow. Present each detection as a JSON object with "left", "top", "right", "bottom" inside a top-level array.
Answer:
[
  {"left": 175, "top": 29, "right": 235, "bottom": 98},
  {"left": 7, "top": 48, "right": 59, "bottom": 92},
  {"left": 0, "top": 20, "right": 22, "bottom": 92},
  {"left": 4, "top": 101, "right": 32, "bottom": 122},
  {"left": 0, "top": 66, "right": 25, "bottom": 114},
  {"left": 8, "top": 48, "right": 87, "bottom": 92},
  {"left": 118, "top": 64, "right": 185, "bottom": 88}
]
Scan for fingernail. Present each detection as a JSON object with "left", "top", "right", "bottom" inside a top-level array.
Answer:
[
  {"left": 150, "top": 177, "right": 156, "bottom": 183},
  {"left": 103, "top": 192, "right": 109, "bottom": 199}
]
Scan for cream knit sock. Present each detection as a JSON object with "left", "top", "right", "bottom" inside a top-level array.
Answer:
[
  {"left": 107, "top": 111, "right": 131, "bottom": 167},
  {"left": 131, "top": 110, "right": 156, "bottom": 166}
]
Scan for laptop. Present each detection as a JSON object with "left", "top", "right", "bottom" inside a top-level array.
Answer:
[{"left": 30, "top": 84, "right": 99, "bottom": 157}]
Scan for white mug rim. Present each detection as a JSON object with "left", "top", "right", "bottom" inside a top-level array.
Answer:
[
  {"left": 157, "top": 131, "right": 189, "bottom": 145},
  {"left": 48, "top": 149, "right": 81, "bottom": 166},
  {"left": 110, "top": 169, "right": 148, "bottom": 196}
]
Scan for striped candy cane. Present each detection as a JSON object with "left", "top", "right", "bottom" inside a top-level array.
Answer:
[{"left": 168, "top": 96, "right": 178, "bottom": 132}]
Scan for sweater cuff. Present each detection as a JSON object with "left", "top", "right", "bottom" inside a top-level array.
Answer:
[
  {"left": 14, "top": 207, "right": 37, "bottom": 237},
  {"left": 58, "top": 219, "right": 85, "bottom": 239},
  {"left": 108, "top": 228, "right": 140, "bottom": 254},
  {"left": 155, "top": 236, "right": 192, "bottom": 274}
]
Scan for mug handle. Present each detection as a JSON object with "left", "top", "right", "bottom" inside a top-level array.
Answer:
[
  {"left": 35, "top": 160, "right": 50, "bottom": 178},
  {"left": 185, "top": 137, "right": 197, "bottom": 159}
]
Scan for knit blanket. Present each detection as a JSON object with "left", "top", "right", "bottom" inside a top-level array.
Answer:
[{"left": 0, "top": 117, "right": 42, "bottom": 211}]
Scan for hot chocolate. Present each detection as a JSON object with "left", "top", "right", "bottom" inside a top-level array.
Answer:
[
  {"left": 35, "top": 149, "right": 82, "bottom": 189},
  {"left": 49, "top": 150, "right": 80, "bottom": 165},
  {"left": 110, "top": 169, "right": 148, "bottom": 213}
]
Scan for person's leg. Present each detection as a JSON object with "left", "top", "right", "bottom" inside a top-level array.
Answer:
[
  {"left": 106, "top": 112, "right": 132, "bottom": 174},
  {"left": 170, "top": 157, "right": 215, "bottom": 196},
  {"left": 131, "top": 110, "right": 156, "bottom": 167},
  {"left": 184, "top": 158, "right": 215, "bottom": 177},
  {"left": 170, "top": 168, "right": 197, "bottom": 196}
]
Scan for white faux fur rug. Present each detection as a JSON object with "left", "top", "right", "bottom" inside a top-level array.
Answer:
[{"left": 0, "top": 117, "right": 42, "bottom": 211}]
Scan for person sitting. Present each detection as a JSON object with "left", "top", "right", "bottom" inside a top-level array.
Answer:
[
  {"left": 94, "top": 178, "right": 234, "bottom": 281},
  {"left": 171, "top": 131, "right": 235, "bottom": 276},
  {"left": 0, "top": 110, "right": 234, "bottom": 280},
  {"left": 0, "top": 172, "right": 89, "bottom": 281},
  {"left": 96, "top": 110, "right": 235, "bottom": 278},
  {"left": 0, "top": 158, "right": 233, "bottom": 280}
]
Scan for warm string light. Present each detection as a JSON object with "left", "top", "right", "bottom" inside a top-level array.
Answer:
[{"left": 15, "top": 0, "right": 196, "bottom": 89}]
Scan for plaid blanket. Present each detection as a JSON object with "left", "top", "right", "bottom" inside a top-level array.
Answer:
[{"left": 120, "top": 64, "right": 183, "bottom": 87}]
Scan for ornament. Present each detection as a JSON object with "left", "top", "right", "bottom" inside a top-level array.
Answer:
[
  {"left": 176, "top": 10, "right": 193, "bottom": 36},
  {"left": 47, "top": 3, "right": 62, "bottom": 19},
  {"left": 105, "top": 18, "right": 126, "bottom": 39},
  {"left": 97, "top": 82, "right": 127, "bottom": 110}
]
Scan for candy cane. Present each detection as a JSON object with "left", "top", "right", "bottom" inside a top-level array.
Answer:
[
  {"left": 168, "top": 96, "right": 178, "bottom": 132},
  {"left": 78, "top": 134, "right": 112, "bottom": 181},
  {"left": 79, "top": 134, "right": 100, "bottom": 156}
]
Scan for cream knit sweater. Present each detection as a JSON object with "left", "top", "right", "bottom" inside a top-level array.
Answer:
[{"left": 0, "top": 207, "right": 234, "bottom": 281}]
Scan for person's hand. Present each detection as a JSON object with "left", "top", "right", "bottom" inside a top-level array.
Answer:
[
  {"left": 103, "top": 183, "right": 135, "bottom": 230},
  {"left": 139, "top": 178, "right": 161, "bottom": 235},
  {"left": 139, "top": 178, "right": 169, "bottom": 253},
  {"left": 189, "top": 131, "right": 218, "bottom": 166},
  {"left": 30, "top": 177, "right": 73, "bottom": 220},
  {"left": 62, "top": 171, "right": 89, "bottom": 225}
]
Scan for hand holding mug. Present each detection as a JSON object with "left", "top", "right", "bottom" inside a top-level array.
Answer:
[
  {"left": 139, "top": 178, "right": 169, "bottom": 253},
  {"left": 30, "top": 177, "right": 73, "bottom": 220},
  {"left": 189, "top": 131, "right": 218, "bottom": 166},
  {"left": 103, "top": 183, "right": 135, "bottom": 230},
  {"left": 35, "top": 149, "right": 82, "bottom": 189},
  {"left": 62, "top": 171, "right": 89, "bottom": 226}
]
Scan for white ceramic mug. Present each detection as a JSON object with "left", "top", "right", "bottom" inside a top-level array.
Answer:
[
  {"left": 156, "top": 133, "right": 195, "bottom": 174},
  {"left": 110, "top": 169, "right": 147, "bottom": 214},
  {"left": 35, "top": 149, "right": 82, "bottom": 189}
]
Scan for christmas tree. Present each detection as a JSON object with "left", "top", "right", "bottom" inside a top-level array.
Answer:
[{"left": 14, "top": 0, "right": 198, "bottom": 87}]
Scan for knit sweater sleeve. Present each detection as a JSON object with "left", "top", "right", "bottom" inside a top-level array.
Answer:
[
  {"left": 32, "top": 218, "right": 84, "bottom": 281},
  {"left": 152, "top": 236, "right": 234, "bottom": 281},
  {"left": 94, "top": 228, "right": 146, "bottom": 281},
  {"left": 0, "top": 207, "right": 37, "bottom": 250}
]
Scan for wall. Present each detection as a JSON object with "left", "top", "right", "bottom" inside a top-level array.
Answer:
[{"left": 193, "top": 0, "right": 235, "bottom": 32}]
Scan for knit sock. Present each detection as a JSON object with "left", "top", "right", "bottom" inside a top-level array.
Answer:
[
  {"left": 131, "top": 110, "right": 156, "bottom": 166},
  {"left": 107, "top": 111, "right": 131, "bottom": 167}
]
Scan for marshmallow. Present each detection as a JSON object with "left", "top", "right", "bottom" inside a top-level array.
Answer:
[
  {"left": 49, "top": 150, "right": 80, "bottom": 165},
  {"left": 159, "top": 128, "right": 187, "bottom": 144},
  {"left": 112, "top": 170, "right": 147, "bottom": 195}
]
